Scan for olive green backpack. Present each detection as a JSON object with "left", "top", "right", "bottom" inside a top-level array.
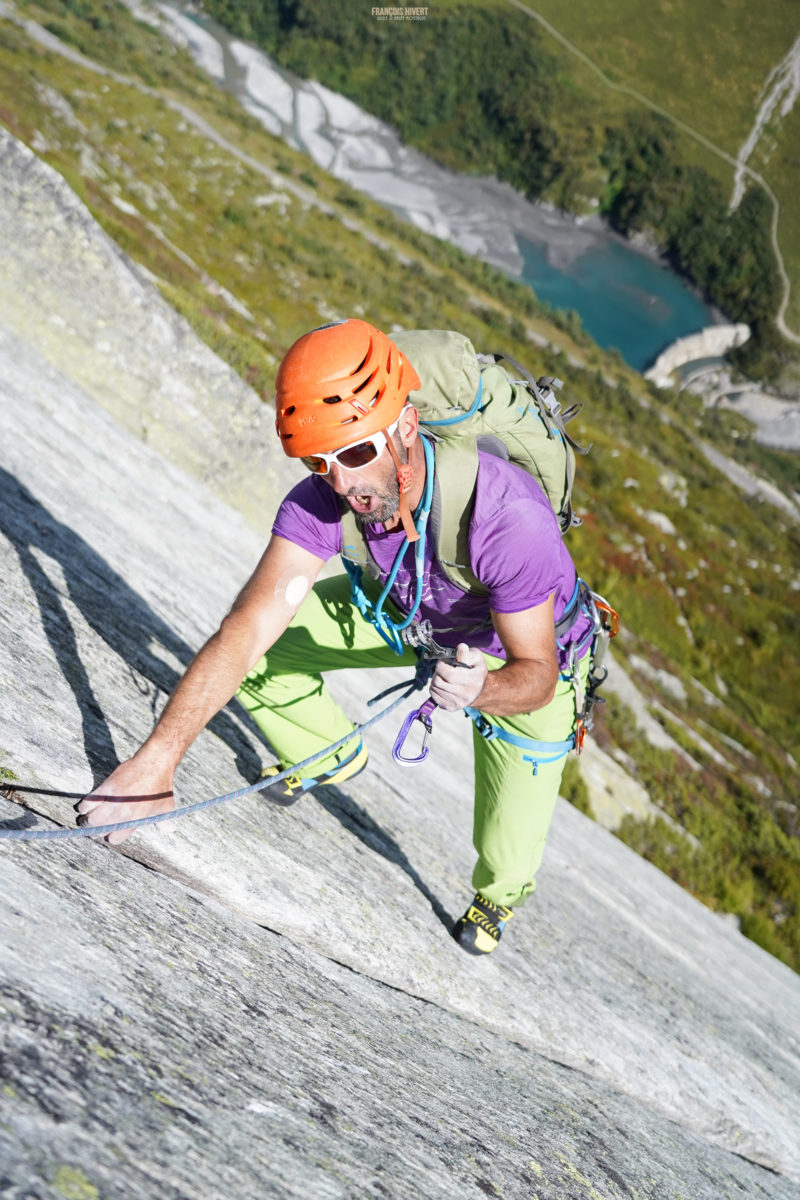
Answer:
[{"left": 340, "top": 329, "right": 587, "bottom": 595}]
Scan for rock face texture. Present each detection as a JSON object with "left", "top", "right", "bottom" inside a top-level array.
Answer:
[
  {"left": 2, "top": 133, "right": 800, "bottom": 1200},
  {"left": 0, "top": 129, "right": 301, "bottom": 529}
]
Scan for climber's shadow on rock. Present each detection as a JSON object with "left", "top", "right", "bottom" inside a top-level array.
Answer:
[
  {"left": 314, "top": 784, "right": 455, "bottom": 932},
  {"left": 0, "top": 466, "right": 263, "bottom": 786},
  {"left": 2, "top": 468, "right": 453, "bottom": 924}
]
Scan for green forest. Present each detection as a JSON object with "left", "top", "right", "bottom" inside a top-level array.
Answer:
[{"left": 199, "top": 0, "right": 791, "bottom": 381}]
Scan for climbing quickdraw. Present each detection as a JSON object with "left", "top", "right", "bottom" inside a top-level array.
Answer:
[{"left": 575, "top": 590, "right": 619, "bottom": 753}]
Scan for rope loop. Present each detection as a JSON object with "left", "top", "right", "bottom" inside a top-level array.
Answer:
[{"left": 0, "top": 682, "right": 418, "bottom": 844}]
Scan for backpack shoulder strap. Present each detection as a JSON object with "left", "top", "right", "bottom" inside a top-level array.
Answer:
[
  {"left": 338, "top": 439, "right": 485, "bottom": 596},
  {"left": 430, "top": 440, "right": 486, "bottom": 596}
]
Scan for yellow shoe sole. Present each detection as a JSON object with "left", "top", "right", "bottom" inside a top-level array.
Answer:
[{"left": 260, "top": 742, "right": 368, "bottom": 806}]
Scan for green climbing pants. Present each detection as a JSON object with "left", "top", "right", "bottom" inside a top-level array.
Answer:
[{"left": 237, "top": 573, "right": 590, "bottom": 908}]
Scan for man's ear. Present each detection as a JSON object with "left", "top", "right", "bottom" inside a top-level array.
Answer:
[{"left": 399, "top": 404, "right": 419, "bottom": 448}]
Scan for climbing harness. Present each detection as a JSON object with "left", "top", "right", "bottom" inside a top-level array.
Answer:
[
  {"left": 457, "top": 585, "right": 618, "bottom": 776},
  {"left": 389, "top": 583, "right": 618, "bottom": 773}
]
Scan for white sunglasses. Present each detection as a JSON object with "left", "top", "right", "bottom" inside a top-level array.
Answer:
[{"left": 301, "top": 410, "right": 405, "bottom": 476}]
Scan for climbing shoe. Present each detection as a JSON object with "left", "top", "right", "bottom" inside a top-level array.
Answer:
[
  {"left": 452, "top": 893, "right": 514, "bottom": 956},
  {"left": 258, "top": 741, "right": 369, "bottom": 807}
]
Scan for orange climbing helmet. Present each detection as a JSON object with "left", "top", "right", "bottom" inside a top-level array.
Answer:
[{"left": 275, "top": 318, "right": 421, "bottom": 457}]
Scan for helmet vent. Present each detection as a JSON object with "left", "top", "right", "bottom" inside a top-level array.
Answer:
[
  {"left": 352, "top": 366, "right": 378, "bottom": 394},
  {"left": 322, "top": 395, "right": 343, "bottom": 405}
]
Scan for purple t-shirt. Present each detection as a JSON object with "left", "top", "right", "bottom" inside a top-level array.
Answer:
[{"left": 272, "top": 451, "right": 592, "bottom": 663}]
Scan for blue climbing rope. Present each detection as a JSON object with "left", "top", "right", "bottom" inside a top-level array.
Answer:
[
  {"left": 0, "top": 681, "right": 418, "bottom": 843},
  {"left": 343, "top": 435, "right": 436, "bottom": 655}
]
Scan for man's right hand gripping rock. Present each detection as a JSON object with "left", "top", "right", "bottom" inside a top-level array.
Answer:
[{"left": 75, "top": 751, "right": 175, "bottom": 845}]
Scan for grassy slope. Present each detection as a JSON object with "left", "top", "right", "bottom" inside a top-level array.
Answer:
[
  {"left": 1, "top": 0, "right": 799, "bottom": 969},
  {"left": 520, "top": 0, "right": 798, "bottom": 149}
]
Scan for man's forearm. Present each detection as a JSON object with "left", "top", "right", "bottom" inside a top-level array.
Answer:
[
  {"left": 76, "top": 535, "right": 325, "bottom": 843},
  {"left": 136, "top": 618, "right": 258, "bottom": 769},
  {"left": 430, "top": 646, "right": 558, "bottom": 716},
  {"left": 474, "top": 656, "right": 557, "bottom": 717}
]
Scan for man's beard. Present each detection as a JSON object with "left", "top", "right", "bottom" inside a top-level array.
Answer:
[
  {"left": 352, "top": 432, "right": 405, "bottom": 529},
  {"left": 353, "top": 476, "right": 400, "bottom": 529}
]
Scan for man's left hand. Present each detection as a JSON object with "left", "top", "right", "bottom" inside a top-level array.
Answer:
[{"left": 429, "top": 643, "right": 487, "bottom": 711}]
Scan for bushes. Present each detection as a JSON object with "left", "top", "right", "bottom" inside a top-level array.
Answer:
[
  {"left": 201, "top": 0, "right": 586, "bottom": 198},
  {"left": 561, "top": 756, "right": 593, "bottom": 817},
  {"left": 608, "top": 697, "right": 800, "bottom": 972}
]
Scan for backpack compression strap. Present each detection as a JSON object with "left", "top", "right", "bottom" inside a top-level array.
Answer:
[
  {"left": 429, "top": 440, "right": 483, "bottom": 595},
  {"left": 487, "top": 350, "right": 590, "bottom": 533}
]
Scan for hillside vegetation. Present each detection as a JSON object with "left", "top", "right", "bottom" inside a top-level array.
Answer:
[
  {"left": 1, "top": 0, "right": 799, "bottom": 970},
  {"left": 527, "top": 0, "right": 800, "bottom": 340},
  {"left": 199, "top": 0, "right": 799, "bottom": 383}
]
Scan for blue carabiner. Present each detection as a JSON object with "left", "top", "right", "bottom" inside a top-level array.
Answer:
[{"left": 392, "top": 698, "right": 437, "bottom": 766}]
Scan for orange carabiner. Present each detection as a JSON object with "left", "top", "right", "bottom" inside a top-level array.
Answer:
[{"left": 592, "top": 594, "right": 619, "bottom": 637}]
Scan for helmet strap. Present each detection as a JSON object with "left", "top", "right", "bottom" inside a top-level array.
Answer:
[{"left": 385, "top": 432, "right": 419, "bottom": 543}]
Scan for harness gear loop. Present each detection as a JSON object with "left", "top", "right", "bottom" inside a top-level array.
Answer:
[{"left": 575, "top": 590, "right": 619, "bottom": 753}]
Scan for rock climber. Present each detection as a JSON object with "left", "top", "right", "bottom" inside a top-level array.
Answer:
[{"left": 78, "top": 318, "right": 598, "bottom": 955}]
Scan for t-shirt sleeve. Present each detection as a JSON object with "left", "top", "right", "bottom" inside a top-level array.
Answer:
[
  {"left": 470, "top": 484, "right": 565, "bottom": 614},
  {"left": 272, "top": 476, "right": 343, "bottom": 562}
]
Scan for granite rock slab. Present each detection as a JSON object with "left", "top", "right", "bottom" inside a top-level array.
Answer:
[{"left": 1, "top": 128, "right": 800, "bottom": 1198}]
